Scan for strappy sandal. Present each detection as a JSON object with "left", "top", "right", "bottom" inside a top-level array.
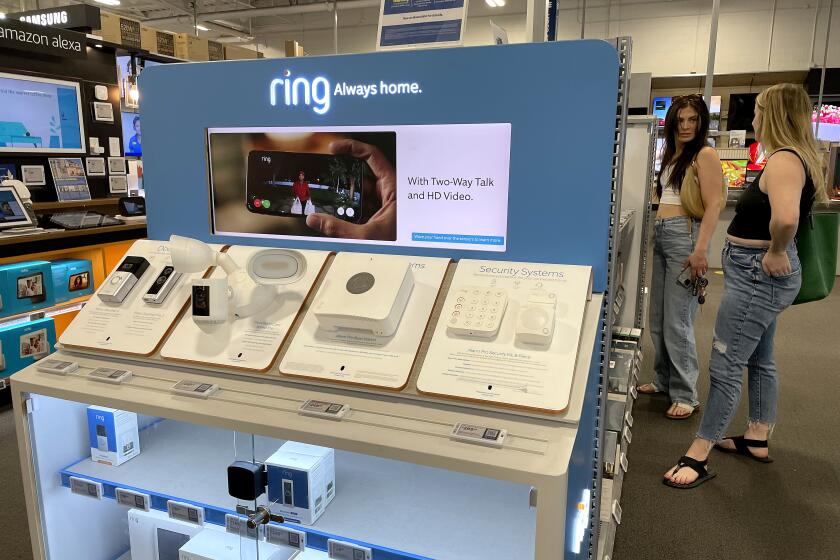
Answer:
[
  {"left": 663, "top": 456, "right": 717, "bottom": 489},
  {"left": 665, "top": 402, "right": 699, "bottom": 420},
  {"left": 714, "top": 436, "right": 773, "bottom": 463},
  {"left": 636, "top": 382, "right": 660, "bottom": 395}
]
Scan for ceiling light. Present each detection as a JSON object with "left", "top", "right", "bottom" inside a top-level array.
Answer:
[
  {"left": 485, "top": 0, "right": 505, "bottom": 5},
  {"left": 95, "top": 0, "right": 121, "bottom": 6},
  {"left": 195, "top": 24, "right": 209, "bottom": 31},
  {"left": 0, "top": 12, "right": 6, "bottom": 19}
]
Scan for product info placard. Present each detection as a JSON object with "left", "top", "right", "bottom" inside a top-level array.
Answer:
[
  {"left": 60, "top": 240, "right": 218, "bottom": 356},
  {"left": 280, "top": 253, "right": 449, "bottom": 389},
  {"left": 160, "top": 246, "right": 329, "bottom": 372},
  {"left": 207, "top": 124, "right": 511, "bottom": 252},
  {"left": 416, "top": 259, "right": 593, "bottom": 412}
]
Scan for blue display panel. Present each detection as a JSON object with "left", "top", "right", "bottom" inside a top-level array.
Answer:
[{"left": 141, "top": 41, "right": 619, "bottom": 291}]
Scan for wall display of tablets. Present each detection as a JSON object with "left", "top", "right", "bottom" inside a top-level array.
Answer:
[
  {"left": 280, "top": 252, "right": 449, "bottom": 389},
  {"left": 160, "top": 244, "right": 329, "bottom": 372},
  {"left": 59, "top": 239, "right": 218, "bottom": 356},
  {"left": 416, "top": 259, "right": 593, "bottom": 413}
]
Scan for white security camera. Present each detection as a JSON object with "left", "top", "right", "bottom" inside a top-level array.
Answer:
[{"left": 168, "top": 236, "right": 307, "bottom": 320}]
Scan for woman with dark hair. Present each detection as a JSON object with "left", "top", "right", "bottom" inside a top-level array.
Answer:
[
  {"left": 637, "top": 94, "right": 724, "bottom": 419},
  {"left": 664, "top": 84, "right": 828, "bottom": 488}
]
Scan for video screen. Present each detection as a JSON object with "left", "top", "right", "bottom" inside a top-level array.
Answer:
[
  {"left": 0, "top": 72, "right": 84, "bottom": 153},
  {"left": 653, "top": 97, "right": 672, "bottom": 126},
  {"left": 722, "top": 160, "right": 748, "bottom": 189},
  {"left": 728, "top": 93, "right": 758, "bottom": 132},
  {"left": 247, "top": 151, "right": 363, "bottom": 222},
  {"left": 20, "top": 329, "right": 48, "bottom": 358},
  {"left": 122, "top": 112, "right": 142, "bottom": 157},
  {"left": 17, "top": 273, "right": 44, "bottom": 299},
  {"left": 208, "top": 124, "right": 512, "bottom": 251},
  {"left": 209, "top": 129, "right": 394, "bottom": 241},
  {"left": 69, "top": 272, "right": 90, "bottom": 291},
  {"left": 813, "top": 104, "right": 840, "bottom": 142},
  {"left": 0, "top": 188, "right": 30, "bottom": 227}
]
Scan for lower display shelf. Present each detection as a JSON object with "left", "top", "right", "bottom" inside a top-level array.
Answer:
[{"left": 60, "top": 420, "right": 536, "bottom": 560}]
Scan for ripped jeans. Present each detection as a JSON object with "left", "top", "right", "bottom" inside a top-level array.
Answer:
[{"left": 696, "top": 241, "right": 801, "bottom": 442}]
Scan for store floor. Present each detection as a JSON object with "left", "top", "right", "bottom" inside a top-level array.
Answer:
[
  {"left": 0, "top": 273, "right": 838, "bottom": 560},
  {"left": 614, "top": 271, "right": 840, "bottom": 560}
]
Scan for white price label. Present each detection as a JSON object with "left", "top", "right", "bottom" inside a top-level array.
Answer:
[
  {"left": 328, "top": 539, "right": 372, "bottom": 560},
  {"left": 299, "top": 399, "right": 349, "bottom": 420},
  {"left": 171, "top": 380, "right": 218, "bottom": 399},
  {"left": 630, "top": 385, "right": 638, "bottom": 399},
  {"left": 225, "top": 514, "right": 260, "bottom": 540},
  {"left": 167, "top": 500, "right": 204, "bottom": 525},
  {"left": 116, "top": 488, "right": 150, "bottom": 511},
  {"left": 69, "top": 476, "right": 102, "bottom": 499},
  {"left": 620, "top": 453, "right": 629, "bottom": 473},
  {"left": 266, "top": 525, "right": 306, "bottom": 550},
  {"left": 450, "top": 422, "right": 507, "bottom": 448},
  {"left": 622, "top": 426, "right": 632, "bottom": 444},
  {"left": 37, "top": 359, "right": 79, "bottom": 375},
  {"left": 89, "top": 367, "right": 132, "bottom": 384}
]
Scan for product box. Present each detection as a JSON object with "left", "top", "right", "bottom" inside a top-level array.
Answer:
[
  {"left": 266, "top": 442, "right": 335, "bottom": 525},
  {"left": 96, "top": 11, "right": 142, "bottom": 49},
  {"left": 50, "top": 259, "right": 94, "bottom": 304},
  {"left": 87, "top": 406, "right": 140, "bottom": 466},
  {"left": 0, "top": 317, "right": 56, "bottom": 379},
  {"left": 174, "top": 33, "right": 209, "bottom": 61},
  {"left": 179, "top": 528, "right": 285, "bottom": 560},
  {"left": 284, "top": 40, "right": 305, "bottom": 57},
  {"left": 0, "top": 261, "right": 55, "bottom": 318},
  {"left": 208, "top": 40, "right": 225, "bottom": 61},
  {"left": 140, "top": 27, "right": 176, "bottom": 57},
  {"left": 224, "top": 44, "right": 259, "bottom": 60}
]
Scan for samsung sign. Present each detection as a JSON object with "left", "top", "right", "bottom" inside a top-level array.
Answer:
[
  {"left": 270, "top": 70, "right": 423, "bottom": 115},
  {"left": 19, "top": 11, "right": 69, "bottom": 26}
]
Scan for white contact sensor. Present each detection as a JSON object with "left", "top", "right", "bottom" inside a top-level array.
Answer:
[
  {"left": 515, "top": 290, "right": 556, "bottom": 346},
  {"left": 37, "top": 359, "right": 79, "bottom": 375}
]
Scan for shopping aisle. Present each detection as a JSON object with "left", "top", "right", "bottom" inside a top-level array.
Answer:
[
  {"left": 0, "top": 391, "right": 34, "bottom": 560},
  {"left": 614, "top": 271, "right": 840, "bottom": 560}
]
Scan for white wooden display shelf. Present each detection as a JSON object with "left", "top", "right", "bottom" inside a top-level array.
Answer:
[
  {"left": 57, "top": 295, "right": 604, "bottom": 427},
  {"left": 12, "top": 345, "right": 588, "bottom": 559},
  {"left": 58, "top": 419, "right": 536, "bottom": 559}
]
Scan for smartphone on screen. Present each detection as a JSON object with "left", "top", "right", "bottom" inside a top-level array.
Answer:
[{"left": 246, "top": 150, "right": 365, "bottom": 223}]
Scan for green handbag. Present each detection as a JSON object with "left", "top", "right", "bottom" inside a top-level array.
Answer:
[{"left": 794, "top": 212, "right": 839, "bottom": 305}]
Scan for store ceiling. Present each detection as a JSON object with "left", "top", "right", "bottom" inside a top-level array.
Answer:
[{"left": 0, "top": 0, "right": 527, "bottom": 46}]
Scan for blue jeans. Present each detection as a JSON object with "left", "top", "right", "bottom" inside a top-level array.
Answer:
[
  {"left": 649, "top": 216, "right": 701, "bottom": 406},
  {"left": 696, "top": 241, "right": 801, "bottom": 442}
]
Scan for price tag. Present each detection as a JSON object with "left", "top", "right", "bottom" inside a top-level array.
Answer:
[
  {"left": 171, "top": 380, "right": 218, "bottom": 399},
  {"left": 89, "top": 367, "right": 132, "bottom": 384},
  {"left": 69, "top": 476, "right": 102, "bottom": 499},
  {"left": 37, "top": 359, "right": 79, "bottom": 375},
  {"left": 622, "top": 426, "right": 632, "bottom": 444},
  {"left": 299, "top": 399, "right": 349, "bottom": 420},
  {"left": 116, "top": 488, "right": 150, "bottom": 511},
  {"left": 450, "top": 422, "right": 507, "bottom": 448},
  {"left": 328, "top": 539, "right": 372, "bottom": 560},
  {"left": 225, "top": 514, "right": 260, "bottom": 540},
  {"left": 266, "top": 525, "right": 306, "bottom": 550},
  {"left": 608, "top": 360, "right": 616, "bottom": 369},
  {"left": 167, "top": 500, "right": 204, "bottom": 525},
  {"left": 611, "top": 500, "right": 622, "bottom": 524},
  {"left": 624, "top": 411, "right": 634, "bottom": 427},
  {"left": 620, "top": 453, "right": 629, "bottom": 473},
  {"left": 629, "top": 385, "right": 638, "bottom": 400}
]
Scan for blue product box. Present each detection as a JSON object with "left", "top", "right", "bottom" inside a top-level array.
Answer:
[
  {"left": 0, "top": 317, "right": 56, "bottom": 379},
  {"left": 50, "top": 259, "right": 94, "bottom": 303},
  {"left": 86, "top": 406, "right": 140, "bottom": 466},
  {"left": 0, "top": 261, "right": 55, "bottom": 318}
]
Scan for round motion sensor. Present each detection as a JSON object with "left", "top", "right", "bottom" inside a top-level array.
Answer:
[{"left": 246, "top": 249, "right": 307, "bottom": 285}]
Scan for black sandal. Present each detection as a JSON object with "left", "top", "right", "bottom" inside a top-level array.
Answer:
[
  {"left": 663, "top": 456, "right": 717, "bottom": 489},
  {"left": 714, "top": 436, "right": 773, "bottom": 463}
]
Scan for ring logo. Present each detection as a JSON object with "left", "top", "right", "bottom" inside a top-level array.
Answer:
[{"left": 270, "top": 71, "right": 330, "bottom": 115}]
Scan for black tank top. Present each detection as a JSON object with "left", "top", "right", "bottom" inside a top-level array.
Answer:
[{"left": 727, "top": 149, "right": 816, "bottom": 241}]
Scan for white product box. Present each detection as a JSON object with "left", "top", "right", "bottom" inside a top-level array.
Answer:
[
  {"left": 178, "top": 529, "right": 288, "bottom": 560},
  {"left": 86, "top": 406, "right": 140, "bottom": 466},
  {"left": 266, "top": 442, "right": 336, "bottom": 525}
]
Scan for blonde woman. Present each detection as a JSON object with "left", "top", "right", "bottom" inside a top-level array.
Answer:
[{"left": 665, "top": 84, "right": 828, "bottom": 488}]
